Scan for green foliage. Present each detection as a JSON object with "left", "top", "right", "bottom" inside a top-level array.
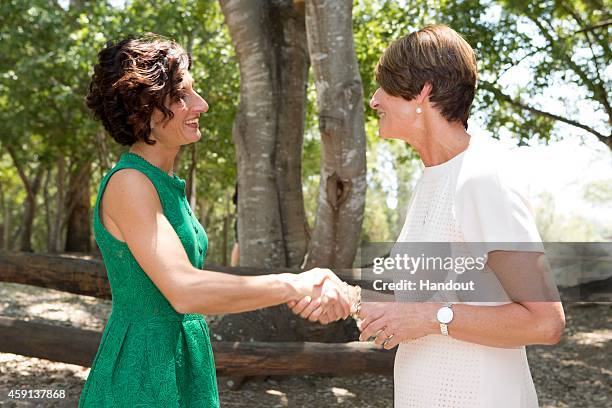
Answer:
[
  {"left": 0, "top": 0, "right": 239, "bottom": 259},
  {"left": 354, "top": 0, "right": 610, "bottom": 147},
  {"left": 0, "top": 0, "right": 608, "bottom": 256},
  {"left": 534, "top": 191, "right": 610, "bottom": 241},
  {"left": 583, "top": 178, "right": 612, "bottom": 205}
]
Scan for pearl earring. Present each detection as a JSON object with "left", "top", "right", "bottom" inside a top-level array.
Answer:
[{"left": 416, "top": 106, "right": 423, "bottom": 114}]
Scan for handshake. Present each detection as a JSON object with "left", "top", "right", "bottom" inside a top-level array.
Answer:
[{"left": 285, "top": 268, "right": 361, "bottom": 325}]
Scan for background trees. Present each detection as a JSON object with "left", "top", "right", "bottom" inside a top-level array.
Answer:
[
  {"left": 0, "top": 0, "right": 240, "bottom": 257},
  {"left": 0, "top": 0, "right": 609, "bottom": 261}
]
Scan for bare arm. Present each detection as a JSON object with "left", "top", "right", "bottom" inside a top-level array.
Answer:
[
  {"left": 447, "top": 251, "right": 565, "bottom": 347},
  {"left": 359, "top": 251, "right": 565, "bottom": 348},
  {"left": 103, "top": 169, "right": 344, "bottom": 316},
  {"left": 438, "top": 301, "right": 564, "bottom": 347}
]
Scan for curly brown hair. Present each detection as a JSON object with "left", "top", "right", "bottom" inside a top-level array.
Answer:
[
  {"left": 375, "top": 25, "right": 477, "bottom": 130},
  {"left": 86, "top": 34, "right": 191, "bottom": 145}
]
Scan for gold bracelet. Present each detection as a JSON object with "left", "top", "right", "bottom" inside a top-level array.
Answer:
[{"left": 349, "top": 285, "right": 362, "bottom": 320}]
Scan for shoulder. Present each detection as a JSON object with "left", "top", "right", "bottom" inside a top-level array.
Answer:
[
  {"left": 452, "top": 137, "right": 542, "bottom": 243},
  {"left": 456, "top": 137, "right": 523, "bottom": 199},
  {"left": 103, "top": 168, "right": 162, "bottom": 216},
  {"left": 454, "top": 136, "right": 538, "bottom": 223}
]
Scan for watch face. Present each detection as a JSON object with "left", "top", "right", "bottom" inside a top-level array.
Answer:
[{"left": 437, "top": 307, "right": 454, "bottom": 324}]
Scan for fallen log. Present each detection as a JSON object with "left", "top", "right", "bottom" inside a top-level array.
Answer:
[
  {"left": 0, "top": 252, "right": 368, "bottom": 347},
  {"left": 0, "top": 252, "right": 363, "bottom": 299},
  {"left": 213, "top": 340, "right": 394, "bottom": 376},
  {"left": 0, "top": 316, "right": 394, "bottom": 375},
  {"left": 0, "top": 252, "right": 111, "bottom": 299},
  {"left": 3, "top": 251, "right": 609, "bottom": 302}
]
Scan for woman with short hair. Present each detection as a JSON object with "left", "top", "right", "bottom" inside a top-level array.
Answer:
[
  {"left": 364, "top": 24, "right": 564, "bottom": 408},
  {"left": 292, "top": 24, "right": 565, "bottom": 407},
  {"left": 79, "top": 35, "right": 351, "bottom": 407}
]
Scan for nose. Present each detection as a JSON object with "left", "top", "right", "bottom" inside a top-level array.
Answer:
[
  {"left": 369, "top": 88, "right": 380, "bottom": 110},
  {"left": 192, "top": 91, "right": 209, "bottom": 114}
]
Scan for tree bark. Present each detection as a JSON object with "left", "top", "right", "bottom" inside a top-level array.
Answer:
[
  {"left": 0, "top": 251, "right": 111, "bottom": 299},
  {"left": 43, "top": 167, "right": 53, "bottom": 251},
  {"left": 304, "top": 0, "right": 367, "bottom": 268},
  {"left": 186, "top": 144, "right": 197, "bottom": 210},
  {"left": 218, "top": 0, "right": 352, "bottom": 348},
  {"left": 45, "top": 155, "right": 65, "bottom": 253},
  {"left": 272, "top": 0, "right": 311, "bottom": 268},
  {"left": 7, "top": 145, "right": 45, "bottom": 253},
  {"left": 1, "top": 207, "right": 8, "bottom": 250},
  {"left": 65, "top": 160, "right": 92, "bottom": 252},
  {"left": 218, "top": 0, "right": 364, "bottom": 345},
  {"left": 0, "top": 183, "right": 5, "bottom": 250},
  {"left": 21, "top": 170, "right": 43, "bottom": 252},
  {"left": 220, "top": 0, "right": 309, "bottom": 269},
  {"left": 94, "top": 130, "right": 111, "bottom": 177}
]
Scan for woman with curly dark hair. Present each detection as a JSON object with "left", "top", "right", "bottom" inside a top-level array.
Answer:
[{"left": 79, "top": 34, "right": 358, "bottom": 407}]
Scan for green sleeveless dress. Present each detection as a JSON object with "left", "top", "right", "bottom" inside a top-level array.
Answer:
[{"left": 78, "top": 152, "right": 219, "bottom": 407}]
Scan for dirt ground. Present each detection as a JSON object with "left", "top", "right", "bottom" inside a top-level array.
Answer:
[{"left": 0, "top": 282, "right": 610, "bottom": 407}]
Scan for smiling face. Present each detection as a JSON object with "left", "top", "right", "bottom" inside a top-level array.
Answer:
[
  {"left": 369, "top": 86, "right": 422, "bottom": 143},
  {"left": 150, "top": 71, "right": 208, "bottom": 147}
]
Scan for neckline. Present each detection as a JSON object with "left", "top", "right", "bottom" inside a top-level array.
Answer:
[
  {"left": 420, "top": 138, "right": 473, "bottom": 181},
  {"left": 421, "top": 148, "right": 466, "bottom": 180},
  {"left": 121, "top": 152, "right": 186, "bottom": 191}
]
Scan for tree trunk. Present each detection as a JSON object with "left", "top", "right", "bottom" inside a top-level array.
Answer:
[
  {"left": 219, "top": 0, "right": 313, "bottom": 344},
  {"left": 220, "top": 0, "right": 309, "bottom": 269},
  {"left": 186, "top": 144, "right": 197, "bottom": 210},
  {"left": 65, "top": 160, "right": 92, "bottom": 252},
  {"left": 199, "top": 197, "right": 208, "bottom": 229},
  {"left": 43, "top": 167, "right": 53, "bottom": 251},
  {"left": 20, "top": 168, "right": 44, "bottom": 252},
  {"left": 6, "top": 144, "right": 47, "bottom": 252},
  {"left": 217, "top": 0, "right": 361, "bottom": 347},
  {"left": 94, "top": 130, "right": 111, "bottom": 177},
  {"left": 223, "top": 192, "right": 230, "bottom": 266},
  {"left": 2, "top": 206, "right": 8, "bottom": 250},
  {"left": 272, "top": 0, "right": 311, "bottom": 268},
  {"left": 0, "top": 184, "right": 5, "bottom": 250},
  {"left": 305, "top": 0, "right": 367, "bottom": 268},
  {"left": 53, "top": 156, "right": 66, "bottom": 252}
]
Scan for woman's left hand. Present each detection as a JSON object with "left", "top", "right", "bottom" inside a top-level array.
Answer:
[{"left": 358, "top": 302, "right": 440, "bottom": 349}]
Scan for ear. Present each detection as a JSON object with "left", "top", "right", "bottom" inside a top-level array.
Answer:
[{"left": 417, "top": 83, "right": 432, "bottom": 104}]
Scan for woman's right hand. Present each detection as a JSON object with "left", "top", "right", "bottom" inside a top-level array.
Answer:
[
  {"left": 286, "top": 268, "right": 351, "bottom": 323},
  {"left": 286, "top": 268, "right": 327, "bottom": 298}
]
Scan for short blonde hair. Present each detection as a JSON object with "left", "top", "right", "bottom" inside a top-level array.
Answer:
[{"left": 375, "top": 24, "right": 477, "bottom": 129}]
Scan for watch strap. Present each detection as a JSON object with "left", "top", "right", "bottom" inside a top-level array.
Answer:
[{"left": 438, "top": 303, "right": 453, "bottom": 336}]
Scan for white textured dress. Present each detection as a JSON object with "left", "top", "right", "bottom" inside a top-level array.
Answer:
[{"left": 393, "top": 136, "right": 541, "bottom": 408}]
